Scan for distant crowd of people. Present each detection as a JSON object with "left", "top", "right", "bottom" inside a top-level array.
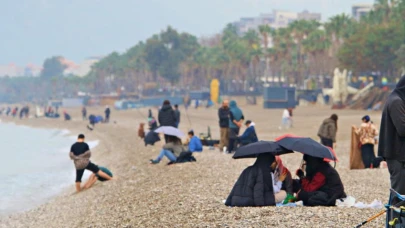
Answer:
[{"left": 0, "top": 105, "right": 30, "bottom": 118}]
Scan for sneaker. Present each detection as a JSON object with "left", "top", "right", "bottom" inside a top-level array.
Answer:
[
  {"left": 167, "top": 161, "right": 175, "bottom": 165},
  {"left": 150, "top": 159, "right": 159, "bottom": 164}
]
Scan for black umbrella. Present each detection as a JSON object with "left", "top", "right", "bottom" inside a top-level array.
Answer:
[
  {"left": 276, "top": 134, "right": 337, "bottom": 161},
  {"left": 233, "top": 140, "right": 293, "bottom": 159}
]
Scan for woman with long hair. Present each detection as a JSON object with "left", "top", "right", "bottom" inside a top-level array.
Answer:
[{"left": 150, "top": 135, "right": 186, "bottom": 164}]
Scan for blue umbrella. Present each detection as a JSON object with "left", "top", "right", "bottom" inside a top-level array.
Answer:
[
  {"left": 276, "top": 134, "right": 337, "bottom": 161},
  {"left": 233, "top": 140, "right": 293, "bottom": 159},
  {"left": 154, "top": 126, "right": 185, "bottom": 138}
]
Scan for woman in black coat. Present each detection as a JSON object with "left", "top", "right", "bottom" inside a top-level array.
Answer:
[{"left": 225, "top": 153, "right": 276, "bottom": 207}]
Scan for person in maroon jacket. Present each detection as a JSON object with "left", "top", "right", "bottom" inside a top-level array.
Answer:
[{"left": 294, "top": 155, "right": 346, "bottom": 206}]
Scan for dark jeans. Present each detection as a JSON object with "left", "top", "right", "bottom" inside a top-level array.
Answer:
[
  {"left": 76, "top": 162, "right": 100, "bottom": 182},
  {"left": 320, "top": 137, "right": 333, "bottom": 148},
  {"left": 228, "top": 128, "right": 240, "bottom": 153},
  {"left": 361, "top": 143, "right": 382, "bottom": 168}
]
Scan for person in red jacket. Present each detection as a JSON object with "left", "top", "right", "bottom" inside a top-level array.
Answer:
[{"left": 294, "top": 155, "right": 346, "bottom": 206}]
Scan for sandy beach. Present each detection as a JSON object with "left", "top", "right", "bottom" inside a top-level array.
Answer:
[{"left": 0, "top": 104, "right": 390, "bottom": 228}]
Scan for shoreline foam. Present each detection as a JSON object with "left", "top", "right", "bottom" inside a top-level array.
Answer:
[{"left": 0, "top": 118, "right": 100, "bottom": 217}]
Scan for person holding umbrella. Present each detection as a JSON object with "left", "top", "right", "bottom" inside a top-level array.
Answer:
[
  {"left": 150, "top": 126, "right": 187, "bottom": 164},
  {"left": 294, "top": 154, "right": 346, "bottom": 206},
  {"left": 150, "top": 135, "right": 187, "bottom": 164},
  {"left": 225, "top": 153, "right": 279, "bottom": 207}
]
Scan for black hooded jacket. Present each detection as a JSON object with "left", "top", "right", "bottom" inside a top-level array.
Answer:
[
  {"left": 378, "top": 76, "right": 405, "bottom": 160},
  {"left": 158, "top": 104, "right": 177, "bottom": 127},
  {"left": 225, "top": 154, "right": 276, "bottom": 207}
]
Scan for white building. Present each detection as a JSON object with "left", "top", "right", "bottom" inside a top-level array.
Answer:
[
  {"left": 352, "top": 4, "right": 373, "bottom": 20},
  {"left": 233, "top": 10, "right": 321, "bottom": 35},
  {"left": 63, "top": 57, "right": 101, "bottom": 77},
  {"left": 0, "top": 64, "right": 25, "bottom": 77}
]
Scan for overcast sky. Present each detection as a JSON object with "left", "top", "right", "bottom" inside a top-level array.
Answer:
[{"left": 0, "top": 0, "right": 374, "bottom": 65}]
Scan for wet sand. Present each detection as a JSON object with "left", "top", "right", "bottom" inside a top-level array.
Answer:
[{"left": 0, "top": 105, "right": 390, "bottom": 227}]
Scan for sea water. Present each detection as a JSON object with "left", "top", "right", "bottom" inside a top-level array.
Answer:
[{"left": 0, "top": 122, "right": 99, "bottom": 215}]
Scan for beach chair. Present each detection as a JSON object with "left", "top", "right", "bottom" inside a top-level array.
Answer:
[{"left": 386, "top": 189, "right": 405, "bottom": 227}]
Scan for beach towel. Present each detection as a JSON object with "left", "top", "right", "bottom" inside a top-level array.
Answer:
[{"left": 350, "top": 127, "right": 365, "bottom": 169}]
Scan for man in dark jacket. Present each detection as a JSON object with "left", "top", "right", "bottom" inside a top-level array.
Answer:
[
  {"left": 158, "top": 100, "right": 177, "bottom": 143},
  {"left": 225, "top": 153, "right": 276, "bottom": 207},
  {"left": 218, "top": 100, "right": 230, "bottom": 151},
  {"left": 379, "top": 75, "right": 405, "bottom": 203},
  {"left": 174, "top": 104, "right": 180, "bottom": 128},
  {"left": 104, "top": 106, "right": 111, "bottom": 123}
]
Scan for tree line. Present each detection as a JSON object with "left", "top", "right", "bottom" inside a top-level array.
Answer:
[{"left": 1, "top": 0, "right": 405, "bottom": 103}]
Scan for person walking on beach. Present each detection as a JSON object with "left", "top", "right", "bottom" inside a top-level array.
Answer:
[
  {"left": 317, "top": 114, "right": 338, "bottom": 149},
  {"left": 379, "top": 75, "right": 405, "bottom": 204},
  {"left": 174, "top": 104, "right": 180, "bottom": 128},
  {"left": 158, "top": 100, "right": 177, "bottom": 143},
  {"left": 69, "top": 134, "right": 112, "bottom": 192},
  {"left": 82, "top": 106, "right": 87, "bottom": 120},
  {"left": 104, "top": 106, "right": 111, "bottom": 123},
  {"left": 228, "top": 100, "right": 244, "bottom": 153},
  {"left": 218, "top": 99, "right": 230, "bottom": 152},
  {"left": 279, "top": 108, "right": 291, "bottom": 130}
]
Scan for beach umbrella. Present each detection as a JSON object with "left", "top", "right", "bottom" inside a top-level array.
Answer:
[
  {"left": 276, "top": 134, "right": 337, "bottom": 161},
  {"left": 233, "top": 140, "right": 293, "bottom": 159},
  {"left": 154, "top": 126, "right": 185, "bottom": 138}
]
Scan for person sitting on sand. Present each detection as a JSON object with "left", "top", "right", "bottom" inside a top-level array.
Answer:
[
  {"left": 83, "top": 166, "right": 113, "bottom": 190},
  {"left": 273, "top": 156, "right": 294, "bottom": 197},
  {"left": 225, "top": 153, "right": 284, "bottom": 207},
  {"left": 150, "top": 135, "right": 187, "bottom": 164},
  {"left": 69, "top": 134, "right": 113, "bottom": 192},
  {"left": 144, "top": 117, "right": 160, "bottom": 146},
  {"left": 63, "top": 111, "right": 71, "bottom": 121},
  {"left": 187, "top": 130, "right": 203, "bottom": 153},
  {"left": 237, "top": 120, "right": 258, "bottom": 146},
  {"left": 294, "top": 155, "right": 346, "bottom": 206}
]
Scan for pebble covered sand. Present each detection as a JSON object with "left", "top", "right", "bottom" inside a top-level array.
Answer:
[{"left": 0, "top": 105, "right": 391, "bottom": 228}]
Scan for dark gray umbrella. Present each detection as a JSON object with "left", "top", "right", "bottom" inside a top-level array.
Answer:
[
  {"left": 276, "top": 135, "right": 337, "bottom": 161},
  {"left": 233, "top": 141, "right": 293, "bottom": 159}
]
